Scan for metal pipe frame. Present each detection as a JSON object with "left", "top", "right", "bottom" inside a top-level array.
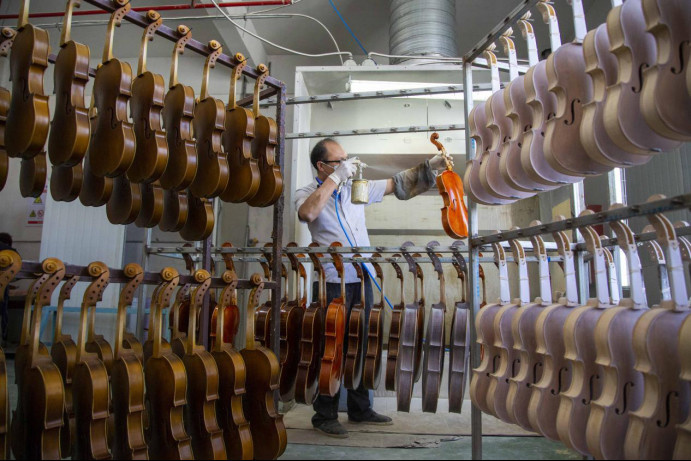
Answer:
[
  {"left": 41, "top": 0, "right": 285, "bottom": 91},
  {"left": 15, "top": 262, "right": 277, "bottom": 290},
  {"left": 287, "top": 123, "right": 464, "bottom": 140}
]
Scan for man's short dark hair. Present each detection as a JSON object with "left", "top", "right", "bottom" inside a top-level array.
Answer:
[
  {"left": 0, "top": 233, "right": 11, "bottom": 247},
  {"left": 310, "top": 138, "right": 337, "bottom": 170}
]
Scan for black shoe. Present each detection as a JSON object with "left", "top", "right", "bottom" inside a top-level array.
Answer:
[
  {"left": 348, "top": 410, "right": 393, "bottom": 426},
  {"left": 313, "top": 419, "right": 349, "bottom": 438}
]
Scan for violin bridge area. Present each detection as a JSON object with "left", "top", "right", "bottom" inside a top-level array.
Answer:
[{"left": 0, "top": 0, "right": 690, "bottom": 460}]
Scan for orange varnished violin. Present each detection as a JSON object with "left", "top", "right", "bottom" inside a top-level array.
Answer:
[
  {"left": 182, "top": 270, "right": 226, "bottom": 459},
  {"left": 170, "top": 249, "right": 195, "bottom": 359},
  {"left": 448, "top": 242, "right": 469, "bottom": 414},
  {"left": 190, "top": 40, "right": 229, "bottom": 199},
  {"left": 0, "top": 250, "right": 21, "bottom": 459},
  {"left": 10, "top": 260, "right": 60, "bottom": 460},
  {"left": 295, "top": 243, "right": 326, "bottom": 404},
  {"left": 241, "top": 274, "right": 287, "bottom": 460},
  {"left": 343, "top": 255, "right": 366, "bottom": 391},
  {"left": 220, "top": 53, "right": 260, "bottom": 203},
  {"left": 247, "top": 65, "right": 283, "bottom": 208},
  {"left": 254, "top": 243, "right": 286, "bottom": 348},
  {"left": 88, "top": 0, "right": 135, "bottom": 179},
  {"left": 22, "top": 259, "right": 66, "bottom": 460},
  {"left": 385, "top": 254, "right": 405, "bottom": 392},
  {"left": 0, "top": 28, "right": 17, "bottom": 193},
  {"left": 48, "top": 0, "right": 90, "bottom": 169},
  {"left": 51, "top": 274, "right": 80, "bottom": 459},
  {"left": 319, "top": 243, "right": 347, "bottom": 397},
  {"left": 362, "top": 252, "right": 385, "bottom": 391},
  {"left": 430, "top": 133, "right": 468, "bottom": 239},
  {"left": 111, "top": 264, "right": 147, "bottom": 460},
  {"left": 210, "top": 269, "right": 253, "bottom": 460},
  {"left": 144, "top": 268, "right": 193, "bottom": 459},
  {"left": 211, "top": 243, "right": 241, "bottom": 348},
  {"left": 72, "top": 262, "right": 111, "bottom": 460},
  {"left": 279, "top": 243, "right": 306, "bottom": 401},
  {"left": 421, "top": 243, "right": 446, "bottom": 414},
  {"left": 160, "top": 25, "right": 197, "bottom": 232},
  {"left": 5, "top": 0, "right": 50, "bottom": 161}
]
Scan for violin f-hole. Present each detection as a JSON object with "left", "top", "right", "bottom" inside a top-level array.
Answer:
[
  {"left": 552, "top": 366, "right": 569, "bottom": 395},
  {"left": 671, "top": 41, "right": 690, "bottom": 75},
  {"left": 657, "top": 391, "right": 680, "bottom": 428},
  {"left": 615, "top": 381, "right": 635, "bottom": 416},
  {"left": 490, "top": 354, "right": 500, "bottom": 375},
  {"left": 511, "top": 358, "right": 521, "bottom": 380},
  {"left": 632, "top": 63, "right": 650, "bottom": 94},
  {"left": 582, "top": 373, "right": 600, "bottom": 405},
  {"left": 563, "top": 99, "right": 580, "bottom": 126},
  {"left": 531, "top": 362, "right": 543, "bottom": 385}
]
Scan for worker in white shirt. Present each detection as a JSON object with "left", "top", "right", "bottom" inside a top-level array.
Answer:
[{"left": 295, "top": 137, "right": 451, "bottom": 438}]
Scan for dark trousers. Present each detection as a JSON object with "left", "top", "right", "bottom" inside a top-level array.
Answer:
[
  {"left": 1, "top": 287, "right": 7, "bottom": 341},
  {"left": 312, "top": 272, "right": 374, "bottom": 425}
]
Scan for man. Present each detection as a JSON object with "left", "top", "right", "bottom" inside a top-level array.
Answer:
[
  {"left": 0, "top": 233, "right": 15, "bottom": 343},
  {"left": 295, "top": 138, "right": 451, "bottom": 438}
]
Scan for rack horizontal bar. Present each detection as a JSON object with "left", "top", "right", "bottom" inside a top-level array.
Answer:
[
  {"left": 287, "top": 123, "right": 465, "bottom": 139},
  {"left": 471, "top": 194, "right": 691, "bottom": 247},
  {"left": 80, "top": 0, "right": 283, "bottom": 89},
  {"left": 16, "top": 262, "right": 276, "bottom": 290},
  {"left": 463, "top": 0, "right": 542, "bottom": 62},
  {"left": 574, "top": 225, "right": 691, "bottom": 252}
]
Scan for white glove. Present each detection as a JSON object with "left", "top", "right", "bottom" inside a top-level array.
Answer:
[
  {"left": 430, "top": 153, "right": 452, "bottom": 171},
  {"left": 328, "top": 158, "right": 357, "bottom": 185}
]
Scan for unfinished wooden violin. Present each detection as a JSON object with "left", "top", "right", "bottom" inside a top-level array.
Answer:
[
  {"left": 88, "top": 0, "right": 135, "bottom": 179},
  {"left": 625, "top": 200, "right": 690, "bottom": 460},
  {"left": 506, "top": 227, "right": 551, "bottom": 431},
  {"left": 0, "top": 250, "right": 21, "bottom": 458},
  {"left": 79, "top": 154, "right": 113, "bottom": 207},
  {"left": 111, "top": 264, "right": 147, "bottom": 460},
  {"left": 385, "top": 254, "right": 405, "bottom": 392},
  {"left": 182, "top": 270, "right": 226, "bottom": 459},
  {"left": 295, "top": 243, "right": 326, "bottom": 404},
  {"left": 160, "top": 25, "right": 196, "bottom": 232},
  {"left": 211, "top": 270, "right": 252, "bottom": 461},
  {"left": 319, "top": 243, "right": 347, "bottom": 397},
  {"left": 12, "top": 259, "right": 65, "bottom": 460},
  {"left": 144, "top": 268, "right": 193, "bottom": 459},
  {"left": 448, "top": 242, "right": 470, "bottom": 414},
  {"left": 0, "top": 29, "right": 16, "bottom": 193},
  {"left": 280, "top": 244, "right": 306, "bottom": 401},
  {"left": 179, "top": 193, "right": 214, "bottom": 241},
  {"left": 72, "top": 262, "right": 111, "bottom": 460},
  {"left": 221, "top": 53, "right": 260, "bottom": 203},
  {"left": 254, "top": 243, "right": 281, "bottom": 348},
  {"left": 344, "top": 256, "right": 366, "bottom": 390},
  {"left": 248, "top": 65, "right": 283, "bottom": 207},
  {"left": 362, "top": 253, "right": 385, "bottom": 391},
  {"left": 527, "top": 223, "right": 580, "bottom": 439},
  {"left": 421, "top": 243, "right": 446, "bottom": 413},
  {"left": 470, "top": 240, "right": 510, "bottom": 415},
  {"left": 430, "top": 133, "right": 468, "bottom": 239},
  {"left": 5, "top": 0, "right": 50, "bottom": 161},
  {"left": 190, "top": 40, "right": 229, "bottom": 199},
  {"left": 51, "top": 274, "right": 80, "bottom": 459},
  {"left": 241, "top": 274, "right": 287, "bottom": 460},
  {"left": 585, "top": 207, "right": 649, "bottom": 460}
]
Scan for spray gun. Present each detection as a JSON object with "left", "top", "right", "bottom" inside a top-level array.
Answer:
[{"left": 350, "top": 158, "right": 369, "bottom": 204}]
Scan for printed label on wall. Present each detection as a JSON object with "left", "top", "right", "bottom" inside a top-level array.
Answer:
[{"left": 26, "top": 187, "right": 47, "bottom": 227}]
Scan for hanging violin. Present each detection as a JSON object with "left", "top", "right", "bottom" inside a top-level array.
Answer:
[
  {"left": 448, "top": 242, "right": 469, "bottom": 414},
  {"left": 5, "top": 0, "right": 50, "bottom": 161},
  {"left": 160, "top": 25, "right": 197, "bottom": 232},
  {"left": 0, "top": 250, "right": 21, "bottom": 459},
  {"left": 0, "top": 28, "right": 16, "bottom": 193},
  {"left": 343, "top": 256, "right": 366, "bottom": 391},
  {"left": 421, "top": 243, "right": 446, "bottom": 414},
  {"left": 295, "top": 243, "right": 326, "bottom": 404},
  {"left": 362, "top": 253, "right": 385, "bottom": 391},
  {"left": 111, "top": 264, "right": 147, "bottom": 460},
  {"left": 385, "top": 254, "right": 405, "bottom": 392},
  {"left": 221, "top": 53, "right": 260, "bottom": 203},
  {"left": 211, "top": 243, "right": 241, "bottom": 347},
  {"left": 171, "top": 249, "right": 195, "bottom": 359},
  {"left": 248, "top": 65, "right": 283, "bottom": 207},
  {"left": 430, "top": 133, "right": 468, "bottom": 239},
  {"left": 88, "top": 0, "right": 135, "bottom": 179},
  {"left": 279, "top": 244, "right": 306, "bottom": 402},
  {"left": 241, "top": 274, "right": 287, "bottom": 460},
  {"left": 210, "top": 270, "right": 253, "bottom": 461},
  {"left": 319, "top": 243, "right": 347, "bottom": 397}
]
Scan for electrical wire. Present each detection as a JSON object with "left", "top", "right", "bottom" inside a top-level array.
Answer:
[
  {"left": 328, "top": 0, "right": 368, "bottom": 56},
  {"left": 210, "top": 0, "right": 352, "bottom": 61},
  {"left": 245, "top": 0, "right": 302, "bottom": 15}
]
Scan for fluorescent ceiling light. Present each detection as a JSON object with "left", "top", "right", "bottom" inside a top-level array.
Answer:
[{"left": 348, "top": 80, "right": 493, "bottom": 100}]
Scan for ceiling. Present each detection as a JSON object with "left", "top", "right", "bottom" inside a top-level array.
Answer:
[{"left": 0, "top": 0, "right": 607, "bottom": 65}]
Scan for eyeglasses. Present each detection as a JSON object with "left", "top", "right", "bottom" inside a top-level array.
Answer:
[{"left": 321, "top": 159, "right": 344, "bottom": 165}]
